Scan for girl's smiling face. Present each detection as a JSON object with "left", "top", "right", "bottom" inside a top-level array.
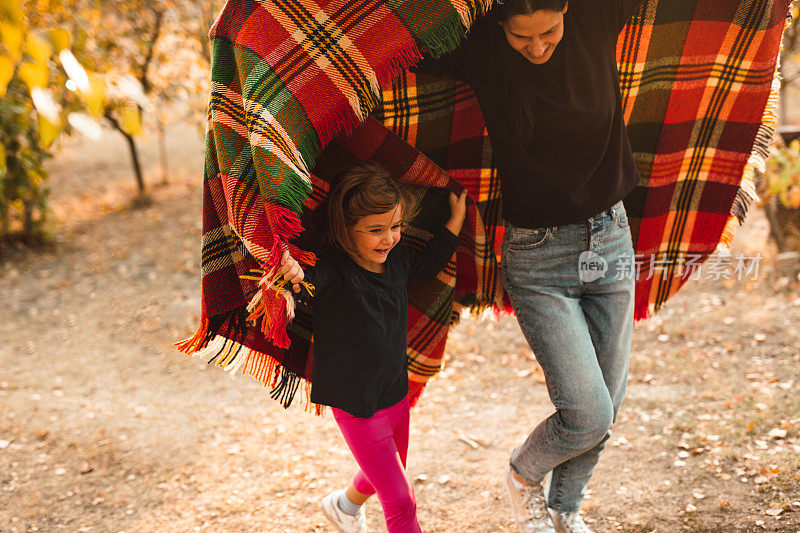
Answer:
[
  {"left": 499, "top": 5, "right": 568, "bottom": 65},
  {"left": 348, "top": 205, "right": 403, "bottom": 272}
]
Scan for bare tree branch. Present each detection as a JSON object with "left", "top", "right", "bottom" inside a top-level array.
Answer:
[{"left": 140, "top": 8, "right": 165, "bottom": 96}]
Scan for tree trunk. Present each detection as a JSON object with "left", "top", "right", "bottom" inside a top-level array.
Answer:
[
  {"left": 763, "top": 195, "right": 800, "bottom": 251},
  {"left": 0, "top": 204, "right": 8, "bottom": 241},
  {"left": 105, "top": 112, "right": 146, "bottom": 194},
  {"left": 22, "top": 200, "right": 34, "bottom": 237},
  {"left": 764, "top": 196, "right": 788, "bottom": 251},
  {"left": 780, "top": 83, "right": 788, "bottom": 126},
  {"left": 123, "top": 132, "right": 146, "bottom": 194},
  {"left": 157, "top": 114, "right": 169, "bottom": 185}
]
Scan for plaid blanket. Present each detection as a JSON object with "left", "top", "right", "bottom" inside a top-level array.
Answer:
[{"left": 178, "top": 0, "right": 792, "bottom": 409}]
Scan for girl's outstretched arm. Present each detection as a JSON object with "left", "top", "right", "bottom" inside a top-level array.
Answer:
[
  {"left": 406, "top": 189, "right": 466, "bottom": 283},
  {"left": 445, "top": 190, "right": 468, "bottom": 236}
]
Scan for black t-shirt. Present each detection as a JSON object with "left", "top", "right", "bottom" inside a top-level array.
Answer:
[
  {"left": 416, "top": 0, "right": 645, "bottom": 228},
  {"left": 303, "top": 228, "right": 460, "bottom": 418}
]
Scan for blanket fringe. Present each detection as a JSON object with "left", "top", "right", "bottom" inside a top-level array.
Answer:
[
  {"left": 277, "top": 172, "right": 315, "bottom": 216},
  {"left": 178, "top": 330, "right": 321, "bottom": 412},
  {"left": 452, "top": 0, "right": 491, "bottom": 30},
  {"left": 417, "top": 14, "right": 468, "bottom": 59},
  {"left": 718, "top": 8, "right": 787, "bottom": 253},
  {"left": 286, "top": 242, "right": 317, "bottom": 267},
  {"left": 417, "top": 1, "right": 493, "bottom": 58},
  {"left": 266, "top": 204, "right": 308, "bottom": 247},
  {"left": 312, "top": 40, "right": 423, "bottom": 150},
  {"left": 245, "top": 282, "right": 292, "bottom": 349},
  {"left": 174, "top": 306, "right": 250, "bottom": 355},
  {"left": 175, "top": 318, "right": 209, "bottom": 354},
  {"left": 634, "top": 302, "right": 653, "bottom": 324},
  {"left": 240, "top": 217, "right": 316, "bottom": 351},
  {"left": 242, "top": 262, "right": 315, "bottom": 350}
]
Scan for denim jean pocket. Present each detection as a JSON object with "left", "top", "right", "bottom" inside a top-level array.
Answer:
[
  {"left": 505, "top": 225, "right": 552, "bottom": 251},
  {"left": 613, "top": 202, "right": 629, "bottom": 228}
]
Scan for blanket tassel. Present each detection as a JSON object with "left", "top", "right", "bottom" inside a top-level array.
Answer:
[{"left": 178, "top": 331, "right": 321, "bottom": 413}]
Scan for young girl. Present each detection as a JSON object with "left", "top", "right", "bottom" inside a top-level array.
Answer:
[{"left": 276, "top": 161, "right": 467, "bottom": 533}]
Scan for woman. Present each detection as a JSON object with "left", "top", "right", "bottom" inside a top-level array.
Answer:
[{"left": 418, "top": 1, "right": 645, "bottom": 531}]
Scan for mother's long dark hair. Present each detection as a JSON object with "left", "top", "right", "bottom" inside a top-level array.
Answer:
[{"left": 489, "top": 0, "right": 568, "bottom": 156}]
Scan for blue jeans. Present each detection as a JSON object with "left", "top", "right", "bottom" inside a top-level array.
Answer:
[{"left": 501, "top": 200, "right": 635, "bottom": 513}]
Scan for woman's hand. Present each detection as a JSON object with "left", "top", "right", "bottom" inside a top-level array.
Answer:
[
  {"left": 445, "top": 190, "right": 468, "bottom": 236},
  {"left": 275, "top": 249, "right": 305, "bottom": 293}
]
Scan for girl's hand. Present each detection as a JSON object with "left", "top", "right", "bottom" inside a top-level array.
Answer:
[
  {"left": 275, "top": 249, "right": 305, "bottom": 293},
  {"left": 445, "top": 190, "right": 468, "bottom": 235}
]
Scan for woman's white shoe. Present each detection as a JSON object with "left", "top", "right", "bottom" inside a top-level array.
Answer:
[
  {"left": 505, "top": 467, "right": 556, "bottom": 533},
  {"left": 550, "top": 510, "right": 593, "bottom": 533}
]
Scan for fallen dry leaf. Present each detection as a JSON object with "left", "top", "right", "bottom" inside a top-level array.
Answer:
[{"left": 767, "top": 428, "right": 788, "bottom": 439}]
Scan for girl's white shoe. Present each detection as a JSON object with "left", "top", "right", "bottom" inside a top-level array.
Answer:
[{"left": 320, "top": 490, "right": 368, "bottom": 533}]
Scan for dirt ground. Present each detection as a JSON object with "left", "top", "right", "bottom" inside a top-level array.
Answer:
[{"left": 1, "top": 124, "right": 799, "bottom": 533}]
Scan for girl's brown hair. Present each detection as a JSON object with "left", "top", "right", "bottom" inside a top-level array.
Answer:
[{"left": 322, "top": 161, "right": 408, "bottom": 256}]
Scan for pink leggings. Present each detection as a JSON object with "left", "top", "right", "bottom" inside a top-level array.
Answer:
[{"left": 332, "top": 396, "right": 422, "bottom": 533}]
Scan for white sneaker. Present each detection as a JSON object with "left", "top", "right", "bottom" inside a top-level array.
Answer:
[
  {"left": 550, "top": 510, "right": 593, "bottom": 533},
  {"left": 320, "top": 490, "right": 368, "bottom": 533},
  {"left": 505, "top": 467, "right": 556, "bottom": 533}
]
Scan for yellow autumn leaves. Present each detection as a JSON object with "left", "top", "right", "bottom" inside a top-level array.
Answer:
[
  {"left": 0, "top": 0, "right": 142, "bottom": 149},
  {"left": 765, "top": 139, "right": 800, "bottom": 209}
]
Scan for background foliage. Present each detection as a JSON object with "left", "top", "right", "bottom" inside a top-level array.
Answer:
[{"left": 0, "top": 0, "right": 221, "bottom": 243}]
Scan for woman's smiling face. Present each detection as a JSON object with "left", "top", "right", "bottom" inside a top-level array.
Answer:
[{"left": 499, "top": 5, "right": 568, "bottom": 65}]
